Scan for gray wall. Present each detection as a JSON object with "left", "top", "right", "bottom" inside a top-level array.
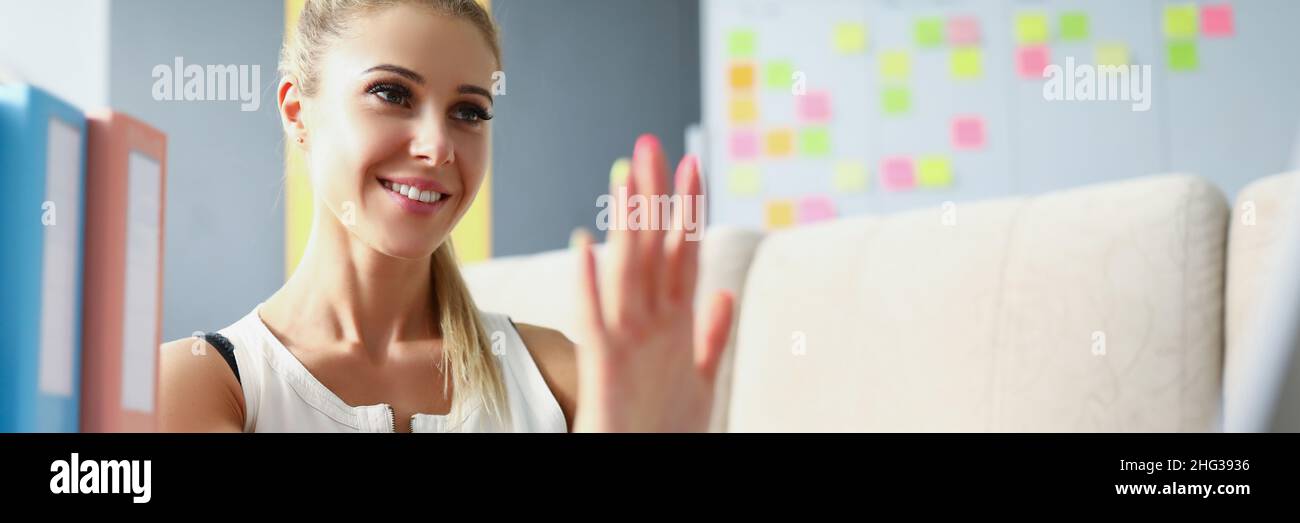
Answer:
[
  {"left": 108, "top": 0, "right": 285, "bottom": 341},
  {"left": 491, "top": 0, "right": 701, "bottom": 256}
]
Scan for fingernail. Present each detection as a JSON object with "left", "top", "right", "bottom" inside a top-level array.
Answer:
[
  {"left": 569, "top": 227, "right": 590, "bottom": 249},
  {"left": 635, "top": 134, "right": 660, "bottom": 156},
  {"left": 609, "top": 157, "right": 631, "bottom": 186}
]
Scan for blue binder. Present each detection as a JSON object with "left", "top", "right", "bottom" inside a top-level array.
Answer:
[{"left": 0, "top": 84, "right": 87, "bottom": 432}]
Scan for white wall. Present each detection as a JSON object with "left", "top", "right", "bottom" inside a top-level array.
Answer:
[{"left": 0, "top": 0, "right": 109, "bottom": 110}]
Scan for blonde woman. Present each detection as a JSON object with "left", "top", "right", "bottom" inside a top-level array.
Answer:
[{"left": 158, "top": 0, "right": 734, "bottom": 433}]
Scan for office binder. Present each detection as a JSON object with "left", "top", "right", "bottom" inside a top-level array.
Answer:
[
  {"left": 0, "top": 84, "right": 87, "bottom": 432},
  {"left": 80, "top": 110, "right": 167, "bottom": 433}
]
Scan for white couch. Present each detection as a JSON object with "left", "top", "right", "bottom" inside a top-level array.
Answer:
[{"left": 463, "top": 173, "right": 1297, "bottom": 432}]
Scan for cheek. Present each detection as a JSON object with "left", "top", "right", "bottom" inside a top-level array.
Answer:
[
  {"left": 451, "top": 132, "right": 489, "bottom": 208},
  {"left": 312, "top": 109, "right": 408, "bottom": 205}
]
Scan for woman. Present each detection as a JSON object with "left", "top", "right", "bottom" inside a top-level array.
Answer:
[{"left": 158, "top": 0, "right": 734, "bottom": 432}]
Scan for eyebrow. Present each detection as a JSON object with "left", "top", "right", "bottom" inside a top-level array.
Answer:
[{"left": 362, "top": 63, "right": 493, "bottom": 103}]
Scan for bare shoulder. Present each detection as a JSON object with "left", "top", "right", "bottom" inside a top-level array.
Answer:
[
  {"left": 158, "top": 336, "right": 245, "bottom": 433},
  {"left": 512, "top": 322, "right": 578, "bottom": 432}
]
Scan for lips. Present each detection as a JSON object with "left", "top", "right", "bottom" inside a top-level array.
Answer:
[{"left": 376, "top": 177, "right": 453, "bottom": 214}]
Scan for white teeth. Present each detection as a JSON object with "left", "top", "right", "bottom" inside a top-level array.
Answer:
[
  {"left": 417, "top": 190, "right": 431, "bottom": 203},
  {"left": 406, "top": 187, "right": 421, "bottom": 200},
  {"left": 382, "top": 180, "right": 443, "bottom": 204}
]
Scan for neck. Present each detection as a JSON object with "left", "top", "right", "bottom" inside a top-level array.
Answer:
[{"left": 264, "top": 206, "right": 437, "bottom": 359}]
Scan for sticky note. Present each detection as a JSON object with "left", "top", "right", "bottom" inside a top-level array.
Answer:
[
  {"left": 914, "top": 17, "right": 944, "bottom": 48},
  {"left": 729, "top": 97, "right": 758, "bottom": 124},
  {"left": 1163, "top": 5, "right": 1198, "bottom": 39},
  {"left": 728, "top": 63, "right": 756, "bottom": 91},
  {"left": 609, "top": 157, "right": 631, "bottom": 186},
  {"left": 917, "top": 155, "right": 953, "bottom": 188},
  {"left": 1015, "top": 12, "right": 1049, "bottom": 44},
  {"left": 879, "top": 50, "right": 911, "bottom": 80},
  {"left": 728, "top": 165, "right": 761, "bottom": 196},
  {"left": 728, "top": 30, "right": 757, "bottom": 57},
  {"left": 1060, "top": 12, "right": 1089, "bottom": 41},
  {"left": 950, "top": 48, "right": 982, "bottom": 79},
  {"left": 1168, "top": 41, "right": 1198, "bottom": 71},
  {"left": 1201, "top": 4, "right": 1234, "bottom": 38},
  {"left": 881, "top": 87, "right": 911, "bottom": 115},
  {"left": 1016, "top": 46, "right": 1050, "bottom": 78},
  {"left": 834, "top": 22, "right": 867, "bottom": 54},
  {"left": 947, "top": 16, "right": 981, "bottom": 46},
  {"left": 1095, "top": 43, "right": 1130, "bottom": 66},
  {"left": 798, "top": 127, "right": 831, "bottom": 157},
  {"left": 764, "top": 129, "right": 794, "bottom": 157},
  {"left": 797, "top": 195, "right": 836, "bottom": 224},
  {"left": 764, "top": 61, "right": 795, "bottom": 90},
  {"left": 729, "top": 129, "right": 759, "bottom": 160},
  {"left": 951, "top": 116, "right": 985, "bottom": 150},
  {"left": 881, "top": 157, "right": 915, "bottom": 191},
  {"left": 765, "top": 200, "right": 795, "bottom": 229},
  {"left": 797, "top": 90, "right": 832, "bottom": 122},
  {"left": 833, "top": 161, "right": 868, "bottom": 193}
]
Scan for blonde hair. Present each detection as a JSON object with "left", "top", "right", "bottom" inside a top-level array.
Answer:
[{"left": 281, "top": 0, "right": 508, "bottom": 428}]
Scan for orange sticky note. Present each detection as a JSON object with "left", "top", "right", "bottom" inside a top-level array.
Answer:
[
  {"left": 728, "top": 63, "right": 756, "bottom": 90},
  {"left": 764, "top": 129, "right": 794, "bottom": 157},
  {"left": 729, "top": 97, "right": 758, "bottom": 124},
  {"left": 765, "top": 200, "right": 796, "bottom": 229}
]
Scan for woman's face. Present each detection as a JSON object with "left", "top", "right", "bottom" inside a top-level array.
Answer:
[{"left": 296, "top": 4, "right": 497, "bottom": 260}]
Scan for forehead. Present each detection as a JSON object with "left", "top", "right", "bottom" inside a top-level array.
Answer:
[{"left": 322, "top": 3, "right": 498, "bottom": 88}]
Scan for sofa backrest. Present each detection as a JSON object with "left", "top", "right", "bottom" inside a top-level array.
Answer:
[{"left": 726, "top": 175, "right": 1229, "bottom": 432}]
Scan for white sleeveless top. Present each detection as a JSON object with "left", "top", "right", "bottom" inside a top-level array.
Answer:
[{"left": 216, "top": 305, "right": 568, "bottom": 433}]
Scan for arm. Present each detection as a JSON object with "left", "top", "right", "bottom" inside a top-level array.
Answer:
[{"left": 158, "top": 337, "right": 245, "bottom": 433}]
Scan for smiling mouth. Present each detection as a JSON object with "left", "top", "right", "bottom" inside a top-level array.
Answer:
[{"left": 379, "top": 179, "right": 447, "bottom": 204}]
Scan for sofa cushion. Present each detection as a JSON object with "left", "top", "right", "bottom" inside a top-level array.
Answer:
[{"left": 727, "top": 175, "right": 1228, "bottom": 432}]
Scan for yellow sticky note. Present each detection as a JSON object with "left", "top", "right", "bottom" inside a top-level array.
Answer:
[
  {"left": 834, "top": 22, "right": 867, "bottom": 54},
  {"left": 798, "top": 128, "right": 831, "bottom": 157},
  {"left": 879, "top": 50, "right": 911, "bottom": 81},
  {"left": 764, "top": 61, "right": 796, "bottom": 90},
  {"left": 1163, "top": 4, "right": 1198, "bottom": 39},
  {"left": 764, "top": 129, "right": 794, "bottom": 157},
  {"left": 729, "top": 97, "right": 758, "bottom": 124},
  {"left": 833, "top": 161, "right": 868, "bottom": 193},
  {"left": 728, "top": 165, "right": 761, "bottom": 196},
  {"left": 728, "top": 63, "right": 756, "bottom": 90},
  {"left": 1015, "top": 12, "right": 1049, "bottom": 44},
  {"left": 765, "top": 200, "right": 795, "bottom": 229},
  {"left": 728, "top": 29, "right": 757, "bottom": 57},
  {"left": 1095, "top": 43, "right": 1130, "bottom": 66},
  {"left": 609, "top": 157, "right": 631, "bottom": 186},
  {"left": 950, "top": 48, "right": 982, "bottom": 79},
  {"left": 917, "top": 155, "right": 953, "bottom": 188}
]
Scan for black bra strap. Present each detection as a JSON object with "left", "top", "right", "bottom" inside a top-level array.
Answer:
[{"left": 200, "top": 332, "right": 241, "bottom": 384}]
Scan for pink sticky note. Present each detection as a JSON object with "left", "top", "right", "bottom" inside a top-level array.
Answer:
[
  {"left": 797, "top": 91, "right": 832, "bottom": 122},
  {"left": 952, "top": 116, "right": 986, "bottom": 150},
  {"left": 729, "top": 130, "right": 759, "bottom": 160},
  {"left": 947, "top": 16, "right": 981, "bottom": 46},
  {"left": 1201, "top": 4, "right": 1234, "bottom": 37},
  {"left": 881, "top": 157, "right": 915, "bottom": 191},
  {"left": 1016, "top": 45, "right": 1050, "bottom": 78},
  {"left": 797, "top": 195, "right": 836, "bottom": 223}
]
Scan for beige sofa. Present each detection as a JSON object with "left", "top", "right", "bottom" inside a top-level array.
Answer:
[{"left": 463, "top": 172, "right": 1297, "bottom": 432}]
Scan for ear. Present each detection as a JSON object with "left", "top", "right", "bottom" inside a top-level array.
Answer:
[{"left": 278, "top": 75, "right": 307, "bottom": 148}]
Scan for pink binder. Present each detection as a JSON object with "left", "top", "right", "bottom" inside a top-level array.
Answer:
[{"left": 80, "top": 110, "right": 167, "bottom": 433}]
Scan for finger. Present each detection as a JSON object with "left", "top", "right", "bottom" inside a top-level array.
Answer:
[
  {"left": 571, "top": 227, "right": 608, "bottom": 353},
  {"left": 606, "top": 162, "right": 644, "bottom": 327},
  {"left": 632, "top": 134, "right": 669, "bottom": 314},
  {"left": 694, "top": 290, "right": 735, "bottom": 384},
  {"left": 665, "top": 155, "right": 702, "bottom": 304}
]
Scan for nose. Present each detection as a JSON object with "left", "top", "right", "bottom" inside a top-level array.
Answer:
[{"left": 411, "top": 118, "right": 455, "bottom": 167}]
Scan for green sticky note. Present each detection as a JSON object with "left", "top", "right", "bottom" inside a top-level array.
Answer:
[
  {"left": 1060, "top": 12, "right": 1089, "bottom": 41},
  {"left": 833, "top": 161, "right": 868, "bottom": 193},
  {"left": 1163, "top": 5, "right": 1198, "bottom": 39},
  {"left": 764, "top": 60, "right": 796, "bottom": 90},
  {"left": 917, "top": 156, "right": 953, "bottom": 188},
  {"left": 1095, "top": 43, "right": 1129, "bottom": 66},
  {"left": 950, "top": 48, "right": 982, "bottom": 79},
  {"left": 609, "top": 157, "right": 631, "bottom": 186},
  {"left": 834, "top": 22, "right": 867, "bottom": 54},
  {"left": 1168, "top": 40, "right": 1198, "bottom": 71},
  {"left": 914, "top": 17, "right": 944, "bottom": 48},
  {"left": 727, "top": 165, "right": 761, "bottom": 196},
  {"left": 798, "top": 128, "right": 831, "bottom": 157},
  {"left": 879, "top": 50, "right": 911, "bottom": 81},
  {"left": 728, "top": 29, "right": 757, "bottom": 57},
  {"left": 881, "top": 87, "right": 911, "bottom": 116},
  {"left": 1015, "top": 12, "right": 1049, "bottom": 44}
]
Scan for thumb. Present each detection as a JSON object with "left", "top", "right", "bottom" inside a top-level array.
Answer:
[{"left": 694, "top": 290, "right": 735, "bottom": 383}]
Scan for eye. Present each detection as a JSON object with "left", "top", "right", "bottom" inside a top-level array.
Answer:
[
  {"left": 451, "top": 102, "right": 493, "bottom": 124},
  {"left": 366, "top": 81, "right": 412, "bottom": 107}
]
